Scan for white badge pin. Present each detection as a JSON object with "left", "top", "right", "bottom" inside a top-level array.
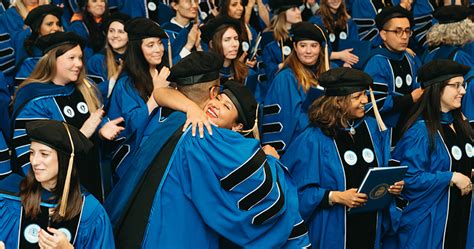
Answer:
[
  {"left": 329, "top": 33, "right": 336, "bottom": 43},
  {"left": 339, "top": 32, "right": 347, "bottom": 40},
  {"left": 406, "top": 74, "right": 412, "bottom": 86},
  {"left": 344, "top": 151, "right": 358, "bottom": 166},
  {"left": 465, "top": 143, "right": 473, "bottom": 158},
  {"left": 58, "top": 228, "right": 72, "bottom": 242},
  {"left": 395, "top": 76, "right": 403, "bottom": 88},
  {"left": 63, "top": 106, "right": 75, "bottom": 118},
  {"left": 77, "top": 102, "right": 89, "bottom": 114},
  {"left": 283, "top": 46, "right": 291, "bottom": 56},
  {"left": 362, "top": 148, "right": 375, "bottom": 163},
  {"left": 147, "top": 2, "right": 157, "bottom": 11},
  {"left": 24, "top": 224, "right": 41, "bottom": 243},
  {"left": 242, "top": 41, "right": 250, "bottom": 52},
  {"left": 451, "top": 146, "right": 462, "bottom": 160}
]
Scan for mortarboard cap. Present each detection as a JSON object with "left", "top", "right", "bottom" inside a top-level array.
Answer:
[
  {"left": 36, "top": 31, "right": 84, "bottom": 54},
  {"left": 268, "top": 0, "right": 301, "bottom": 15},
  {"left": 104, "top": 12, "right": 131, "bottom": 30},
  {"left": 433, "top": 5, "right": 471, "bottom": 24},
  {"left": 291, "top": 22, "right": 327, "bottom": 43},
  {"left": 24, "top": 4, "right": 63, "bottom": 29},
  {"left": 26, "top": 119, "right": 93, "bottom": 217},
  {"left": 417, "top": 59, "right": 470, "bottom": 89},
  {"left": 319, "top": 67, "right": 373, "bottom": 96},
  {"left": 200, "top": 15, "right": 241, "bottom": 44},
  {"left": 375, "top": 5, "right": 414, "bottom": 30},
  {"left": 167, "top": 51, "right": 223, "bottom": 85},
  {"left": 124, "top": 17, "right": 167, "bottom": 41},
  {"left": 26, "top": 120, "right": 93, "bottom": 157},
  {"left": 222, "top": 80, "right": 258, "bottom": 130}
]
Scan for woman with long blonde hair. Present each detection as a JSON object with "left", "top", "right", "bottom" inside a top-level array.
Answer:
[
  {"left": 11, "top": 31, "right": 123, "bottom": 202},
  {"left": 261, "top": 22, "right": 328, "bottom": 154}
]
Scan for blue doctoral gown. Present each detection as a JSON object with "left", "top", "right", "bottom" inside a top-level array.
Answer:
[
  {"left": 391, "top": 118, "right": 474, "bottom": 249},
  {"left": 364, "top": 48, "right": 420, "bottom": 130},
  {"left": 282, "top": 117, "right": 396, "bottom": 249},
  {"left": 0, "top": 175, "right": 115, "bottom": 249},
  {"left": 261, "top": 67, "right": 324, "bottom": 154},
  {"left": 111, "top": 111, "right": 311, "bottom": 248}
]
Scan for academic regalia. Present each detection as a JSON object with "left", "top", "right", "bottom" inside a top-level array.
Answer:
[
  {"left": 0, "top": 6, "right": 25, "bottom": 35},
  {"left": 0, "top": 21, "right": 17, "bottom": 94},
  {"left": 391, "top": 114, "right": 474, "bottom": 249},
  {"left": 262, "top": 39, "right": 292, "bottom": 84},
  {"left": 282, "top": 117, "right": 395, "bottom": 249},
  {"left": 106, "top": 74, "right": 149, "bottom": 143},
  {"left": 363, "top": 48, "right": 420, "bottom": 144},
  {"left": 0, "top": 133, "right": 10, "bottom": 178},
  {"left": 117, "top": 0, "right": 174, "bottom": 25},
  {"left": 0, "top": 72, "right": 11, "bottom": 139},
  {"left": 261, "top": 67, "right": 324, "bottom": 153},
  {"left": 14, "top": 52, "right": 41, "bottom": 88},
  {"left": 11, "top": 83, "right": 105, "bottom": 202},
  {"left": 113, "top": 119, "right": 311, "bottom": 249},
  {"left": 351, "top": 0, "right": 390, "bottom": 47},
  {"left": 86, "top": 51, "right": 124, "bottom": 103},
  {"left": 0, "top": 175, "right": 115, "bottom": 249},
  {"left": 163, "top": 21, "right": 193, "bottom": 63}
]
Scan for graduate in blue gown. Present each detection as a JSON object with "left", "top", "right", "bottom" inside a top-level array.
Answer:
[
  {"left": 108, "top": 51, "right": 311, "bottom": 249},
  {"left": 107, "top": 18, "right": 170, "bottom": 145},
  {"left": 391, "top": 60, "right": 473, "bottom": 249},
  {"left": 262, "top": 22, "right": 328, "bottom": 154},
  {"left": 0, "top": 120, "right": 114, "bottom": 249},
  {"left": 282, "top": 68, "right": 404, "bottom": 249},
  {"left": 11, "top": 32, "right": 123, "bottom": 201},
  {"left": 14, "top": 4, "right": 64, "bottom": 88},
  {"left": 200, "top": 16, "right": 259, "bottom": 98},
  {"left": 86, "top": 12, "right": 130, "bottom": 103},
  {"left": 422, "top": 6, "right": 474, "bottom": 121},
  {"left": 262, "top": 0, "right": 302, "bottom": 84},
  {"left": 309, "top": 0, "right": 360, "bottom": 67},
  {"left": 363, "top": 6, "right": 423, "bottom": 145}
]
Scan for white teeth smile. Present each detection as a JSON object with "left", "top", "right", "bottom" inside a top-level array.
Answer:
[{"left": 207, "top": 108, "right": 218, "bottom": 118}]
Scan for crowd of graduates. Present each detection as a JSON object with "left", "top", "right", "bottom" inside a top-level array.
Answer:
[{"left": 0, "top": 0, "right": 473, "bottom": 248}]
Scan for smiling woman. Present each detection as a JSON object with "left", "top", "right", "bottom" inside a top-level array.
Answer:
[
  {"left": 0, "top": 120, "right": 115, "bottom": 249},
  {"left": 11, "top": 31, "right": 122, "bottom": 202}
]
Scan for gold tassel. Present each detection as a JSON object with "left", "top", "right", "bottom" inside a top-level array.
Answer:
[
  {"left": 240, "top": 104, "right": 260, "bottom": 140},
  {"left": 59, "top": 123, "right": 75, "bottom": 217},
  {"left": 313, "top": 24, "right": 330, "bottom": 72},
  {"left": 369, "top": 87, "right": 387, "bottom": 131},
  {"left": 168, "top": 39, "right": 173, "bottom": 68},
  {"left": 280, "top": 39, "right": 285, "bottom": 62}
]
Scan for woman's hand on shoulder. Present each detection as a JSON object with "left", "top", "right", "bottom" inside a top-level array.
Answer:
[
  {"left": 38, "top": 227, "right": 74, "bottom": 249},
  {"left": 184, "top": 104, "right": 213, "bottom": 138},
  {"left": 262, "top": 145, "right": 280, "bottom": 159}
]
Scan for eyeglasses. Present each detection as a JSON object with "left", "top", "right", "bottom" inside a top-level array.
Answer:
[
  {"left": 383, "top": 28, "right": 413, "bottom": 38},
  {"left": 446, "top": 81, "right": 467, "bottom": 91}
]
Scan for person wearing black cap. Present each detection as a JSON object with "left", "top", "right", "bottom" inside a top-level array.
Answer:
[
  {"left": 14, "top": 4, "right": 64, "bottom": 88},
  {"left": 201, "top": 16, "right": 260, "bottom": 97},
  {"left": 86, "top": 12, "right": 130, "bottom": 102},
  {"left": 262, "top": 0, "right": 302, "bottom": 83},
  {"left": 363, "top": 5, "right": 423, "bottom": 146},
  {"left": 282, "top": 67, "right": 404, "bottom": 249},
  {"left": 0, "top": 120, "right": 115, "bottom": 249},
  {"left": 106, "top": 51, "right": 310, "bottom": 249},
  {"left": 69, "top": 0, "right": 109, "bottom": 59},
  {"left": 390, "top": 59, "right": 473, "bottom": 249},
  {"left": 424, "top": 5, "right": 474, "bottom": 122},
  {"left": 262, "top": 21, "right": 328, "bottom": 154},
  {"left": 11, "top": 31, "right": 124, "bottom": 201},
  {"left": 106, "top": 17, "right": 170, "bottom": 154}
]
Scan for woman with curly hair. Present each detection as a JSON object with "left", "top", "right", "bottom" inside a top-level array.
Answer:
[{"left": 282, "top": 67, "right": 403, "bottom": 249}]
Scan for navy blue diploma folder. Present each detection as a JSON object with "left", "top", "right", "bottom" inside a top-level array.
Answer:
[{"left": 348, "top": 166, "right": 408, "bottom": 214}]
